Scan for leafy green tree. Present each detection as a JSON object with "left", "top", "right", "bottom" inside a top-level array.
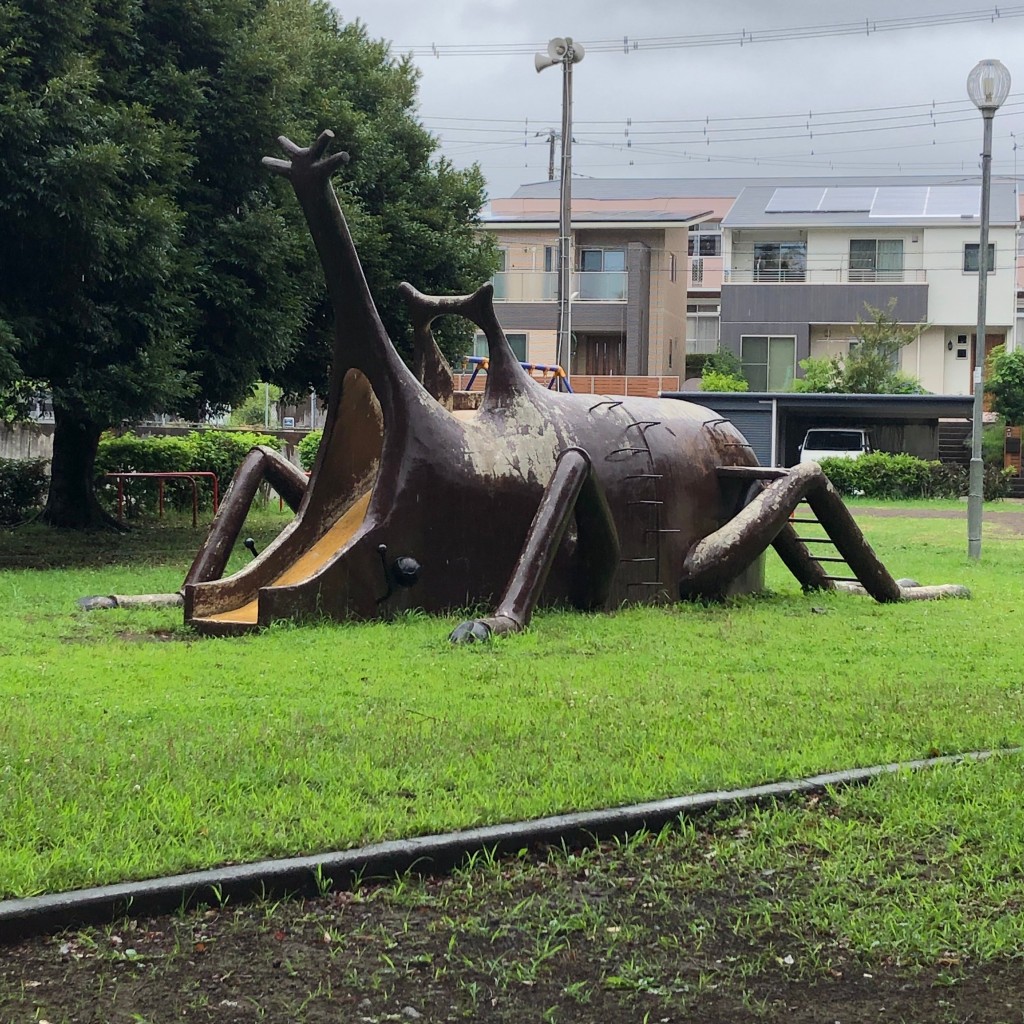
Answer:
[
  {"left": 0, "top": 0, "right": 195, "bottom": 526},
  {"left": 986, "top": 345, "right": 1024, "bottom": 425},
  {"left": 229, "top": 383, "right": 284, "bottom": 428},
  {"left": 0, "top": 0, "right": 493, "bottom": 527},
  {"left": 793, "top": 301, "right": 927, "bottom": 395}
]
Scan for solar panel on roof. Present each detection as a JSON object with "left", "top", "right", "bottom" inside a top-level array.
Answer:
[
  {"left": 817, "top": 187, "right": 876, "bottom": 212},
  {"left": 765, "top": 187, "right": 826, "bottom": 213},
  {"left": 923, "top": 185, "right": 980, "bottom": 217},
  {"left": 870, "top": 187, "right": 928, "bottom": 217}
]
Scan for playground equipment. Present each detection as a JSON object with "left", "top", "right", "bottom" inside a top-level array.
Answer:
[
  {"left": 83, "top": 130, "right": 967, "bottom": 631},
  {"left": 171, "top": 131, "right": 966, "bottom": 638},
  {"left": 462, "top": 356, "right": 573, "bottom": 393}
]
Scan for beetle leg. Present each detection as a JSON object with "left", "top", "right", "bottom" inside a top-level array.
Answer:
[
  {"left": 183, "top": 445, "right": 309, "bottom": 587},
  {"left": 680, "top": 462, "right": 965, "bottom": 603},
  {"left": 450, "top": 447, "right": 619, "bottom": 643}
]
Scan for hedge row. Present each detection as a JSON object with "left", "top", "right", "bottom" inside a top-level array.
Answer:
[
  {"left": 0, "top": 457, "right": 48, "bottom": 525},
  {"left": 95, "top": 430, "right": 281, "bottom": 516},
  {"left": 819, "top": 452, "right": 1011, "bottom": 501}
]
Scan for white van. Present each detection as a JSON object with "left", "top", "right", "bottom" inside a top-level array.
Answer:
[{"left": 798, "top": 428, "right": 872, "bottom": 464}]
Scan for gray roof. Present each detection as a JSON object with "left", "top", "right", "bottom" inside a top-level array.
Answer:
[
  {"left": 510, "top": 174, "right": 1022, "bottom": 204},
  {"left": 481, "top": 209, "right": 711, "bottom": 224},
  {"left": 723, "top": 181, "right": 1019, "bottom": 228}
]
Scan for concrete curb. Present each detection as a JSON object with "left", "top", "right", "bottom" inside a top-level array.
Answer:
[{"left": 1, "top": 748, "right": 1017, "bottom": 944}]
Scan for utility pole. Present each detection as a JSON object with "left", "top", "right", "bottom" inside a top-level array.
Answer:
[{"left": 535, "top": 37, "right": 585, "bottom": 380}]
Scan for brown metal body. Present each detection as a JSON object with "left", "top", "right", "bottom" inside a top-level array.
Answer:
[
  {"left": 184, "top": 133, "right": 764, "bottom": 635},
  {"left": 184, "top": 131, "right": 965, "bottom": 637}
]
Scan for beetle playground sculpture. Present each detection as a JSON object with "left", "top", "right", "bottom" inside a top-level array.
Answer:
[{"left": 105, "top": 131, "right": 968, "bottom": 637}]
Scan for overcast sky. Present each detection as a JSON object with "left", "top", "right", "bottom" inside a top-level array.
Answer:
[{"left": 338, "top": 1, "right": 1024, "bottom": 199}]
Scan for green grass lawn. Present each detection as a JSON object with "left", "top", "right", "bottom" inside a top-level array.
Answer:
[{"left": 0, "top": 504, "right": 1021, "bottom": 901}]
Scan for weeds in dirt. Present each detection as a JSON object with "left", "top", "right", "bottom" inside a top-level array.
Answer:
[{"left": 6, "top": 766, "right": 1024, "bottom": 1021}]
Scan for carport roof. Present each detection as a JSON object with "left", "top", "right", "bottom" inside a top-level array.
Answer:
[{"left": 662, "top": 392, "right": 974, "bottom": 421}]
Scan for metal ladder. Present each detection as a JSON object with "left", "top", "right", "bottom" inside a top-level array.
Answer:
[
  {"left": 789, "top": 500, "right": 861, "bottom": 586},
  {"left": 592, "top": 400, "right": 671, "bottom": 596}
]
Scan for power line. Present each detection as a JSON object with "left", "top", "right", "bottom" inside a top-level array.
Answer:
[
  {"left": 420, "top": 96, "right": 1024, "bottom": 146},
  {"left": 396, "top": 6, "right": 1024, "bottom": 58}
]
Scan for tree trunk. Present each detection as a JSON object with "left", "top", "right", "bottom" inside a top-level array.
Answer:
[{"left": 39, "top": 408, "right": 123, "bottom": 530}]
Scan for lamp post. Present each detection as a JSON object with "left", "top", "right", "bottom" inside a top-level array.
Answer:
[
  {"left": 535, "top": 37, "right": 584, "bottom": 383},
  {"left": 966, "top": 58, "right": 1011, "bottom": 560}
]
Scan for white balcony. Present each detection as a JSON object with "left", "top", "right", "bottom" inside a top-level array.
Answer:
[
  {"left": 490, "top": 271, "right": 557, "bottom": 302},
  {"left": 574, "top": 270, "right": 627, "bottom": 302},
  {"left": 724, "top": 267, "right": 927, "bottom": 285},
  {"left": 489, "top": 270, "right": 628, "bottom": 302}
]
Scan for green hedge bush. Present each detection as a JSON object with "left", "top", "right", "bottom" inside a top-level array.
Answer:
[
  {"left": 96, "top": 430, "right": 281, "bottom": 516},
  {"left": 0, "top": 457, "right": 48, "bottom": 525},
  {"left": 297, "top": 430, "right": 322, "bottom": 471},
  {"left": 819, "top": 451, "right": 1011, "bottom": 501}
]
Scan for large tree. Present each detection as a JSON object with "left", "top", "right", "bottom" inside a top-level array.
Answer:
[{"left": 0, "top": 0, "right": 493, "bottom": 527}]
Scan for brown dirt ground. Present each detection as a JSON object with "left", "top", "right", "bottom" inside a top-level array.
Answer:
[
  {"left": 3, "top": 833, "right": 1024, "bottom": 1024},
  {"left": 856, "top": 501, "right": 1024, "bottom": 536}
]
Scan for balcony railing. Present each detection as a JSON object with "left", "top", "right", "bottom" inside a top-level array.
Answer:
[
  {"left": 575, "top": 270, "right": 627, "bottom": 301},
  {"left": 490, "top": 271, "right": 557, "bottom": 302},
  {"left": 724, "top": 267, "right": 927, "bottom": 285},
  {"left": 489, "top": 270, "right": 628, "bottom": 303},
  {"left": 688, "top": 256, "right": 725, "bottom": 289}
]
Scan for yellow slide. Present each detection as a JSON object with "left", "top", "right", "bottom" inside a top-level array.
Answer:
[{"left": 201, "top": 491, "right": 372, "bottom": 626}]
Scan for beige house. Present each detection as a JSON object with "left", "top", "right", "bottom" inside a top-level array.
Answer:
[
  {"left": 480, "top": 181, "right": 737, "bottom": 388},
  {"left": 480, "top": 175, "right": 1023, "bottom": 396}
]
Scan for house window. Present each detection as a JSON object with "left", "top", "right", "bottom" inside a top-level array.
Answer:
[
  {"left": 577, "top": 247, "right": 627, "bottom": 300},
  {"left": 753, "top": 242, "right": 806, "bottom": 282},
  {"left": 473, "top": 332, "right": 527, "bottom": 363},
  {"left": 579, "top": 248, "right": 625, "bottom": 272},
  {"left": 849, "top": 239, "right": 904, "bottom": 282},
  {"left": 687, "top": 224, "right": 722, "bottom": 257},
  {"left": 964, "top": 242, "right": 996, "bottom": 273},
  {"left": 686, "top": 302, "right": 720, "bottom": 354},
  {"left": 740, "top": 335, "right": 796, "bottom": 392},
  {"left": 669, "top": 253, "right": 677, "bottom": 283},
  {"left": 543, "top": 246, "right": 555, "bottom": 273}
]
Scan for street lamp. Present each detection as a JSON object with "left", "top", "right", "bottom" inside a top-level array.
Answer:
[
  {"left": 966, "top": 58, "right": 1011, "bottom": 560},
  {"left": 535, "top": 37, "right": 584, "bottom": 384}
]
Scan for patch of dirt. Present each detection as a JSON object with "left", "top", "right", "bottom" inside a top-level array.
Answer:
[
  {"left": 113, "top": 628, "right": 179, "bottom": 643},
  {"left": 2, "top": 841, "right": 1022, "bottom": 1024},
  {"left": 857, "top": 502, "right": 1024, "bottom": 536}
]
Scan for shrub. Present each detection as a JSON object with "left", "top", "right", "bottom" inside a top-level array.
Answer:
[
  {"left": 96, "top": 430, "right": 281, "bottom": 516},
  {"left": 297, "top": 430, "right": 322, "bottom": 471},
  {"left": 818, "top": 451, "right": 1011, "bottom": 502},
  {"left": 0, "top": 457, "right": 48, "bottom": 525},
  {"left": 700, "top": 370, "right": 748, "bottom": 392},
  {"left": 982, "top": 418, "right": 1007, "bottom": 467},
  {"left": 685, "top": 349, "right": 743, "bottom": 381}
]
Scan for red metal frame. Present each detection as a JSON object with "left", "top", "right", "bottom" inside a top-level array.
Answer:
[{"left": 104, "top": 472, "right": 219, "bottom": 527}]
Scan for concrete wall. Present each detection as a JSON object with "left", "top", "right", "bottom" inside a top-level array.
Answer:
[{"left": 1, "top": 422, "right": 54, "bottom": 463}]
